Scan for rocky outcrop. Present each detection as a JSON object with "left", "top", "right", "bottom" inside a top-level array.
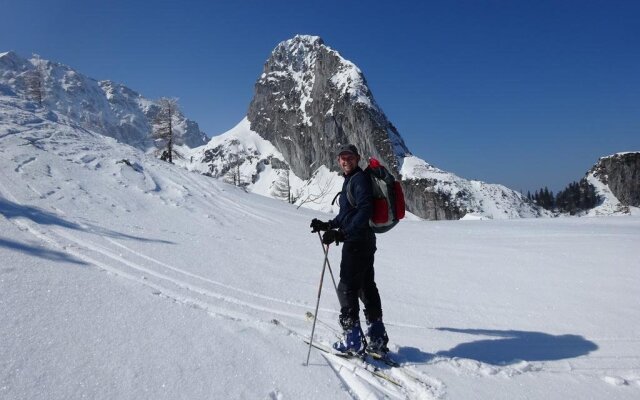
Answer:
[
  {"left": 245, "top": 36, "right": 546, "bottom": 220},
  {"left": 401, "top": 179, "right": 467, "bottom": 220},
  {"left": 247, "top": 35, "right": 409, "bottom": 180},
  {"left": 589, "top": 152, "right": 640, "bottom": 207}
]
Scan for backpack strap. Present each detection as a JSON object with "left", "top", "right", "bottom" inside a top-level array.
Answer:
[
  {"left": 331, "top": 191, "right": 341, "bottom": 206},
  {"left": 332, "top": 171, "right": 364, "bottom": 208},
  {"left": 345, "top": 171, "right": 362, "bottom": 207}
]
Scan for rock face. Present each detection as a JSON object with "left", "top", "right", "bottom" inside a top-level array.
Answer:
[
  {"left": 401, "top": 179, "right": 467, "bottom": 220},
  {"left": 245, "top": 36, "right": 546, "bottom": 220},
  {"left": 0, "top": 51, "right": 208, "bottom": 150},
  {"left": 589, "top": 152, "right": 640, "bottom": 207},
  {"left": 247, "top": 36, "right": 409, "bottom": 180}
]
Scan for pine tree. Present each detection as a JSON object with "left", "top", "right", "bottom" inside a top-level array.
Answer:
[
  {"left": 553, "top": 179, "right": 599, "bottom": 214},
  {"left": 544, "top": 187, "right": 554, "bottom": 209},
  {"left": 152, "top": 97, "right": 181, "bottom": 163},
  {"left": 25, "top": 58, "right": 46, "bottom": 107}
]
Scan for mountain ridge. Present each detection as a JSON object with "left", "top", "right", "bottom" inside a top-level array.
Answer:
[
  {"left": 5, "top": 44, "right": 636, "bottom": 219},
  {"left": 0, "top": 50, "right": 208, "bottom": 150},
  {"left": 234, "top": 35, "right": 549, "bottom": 219}
]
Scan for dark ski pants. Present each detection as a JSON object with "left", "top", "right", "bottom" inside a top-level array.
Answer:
[{"left": 337, "top": 238, "right": 383, "bottom": 328}]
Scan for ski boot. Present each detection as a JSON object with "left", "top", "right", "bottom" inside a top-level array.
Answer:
[
  {"left": 365, "top": 318, "right": 389, "bottom": 358},
  {"left": 333, "top": 317, "right": 365, "bottom": 355}
]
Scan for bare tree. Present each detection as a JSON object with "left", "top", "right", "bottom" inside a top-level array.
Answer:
[
  {"left": 25, "top": 57, "right": 46, "bottom": 107},
  {"left": 272, "top": 169, "right": 295, "bottom": 203},
  {"left": 152, "top": 97, "right": 180, "bottom": 163},
  {"left": 296, "top": 172, "right": 335, "bottom": 209},
  {"left": 223, "top": 153, "right": 247, "bottom": 188}
]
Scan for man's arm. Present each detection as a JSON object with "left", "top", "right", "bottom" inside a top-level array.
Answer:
[{"left": 341, "top": 173, "right": 373, "bottom": 238}]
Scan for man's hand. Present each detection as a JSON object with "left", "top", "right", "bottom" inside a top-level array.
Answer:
[
  {"left": 322, "top": 229, "right": 345, "bottom": 245},
  {"left": 310, "top": 218, "right": 331, "bottom": 233}
]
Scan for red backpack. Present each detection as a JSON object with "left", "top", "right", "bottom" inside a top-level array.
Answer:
[{"left": 345, "top": 158, "right": 405, "bottom": 233}]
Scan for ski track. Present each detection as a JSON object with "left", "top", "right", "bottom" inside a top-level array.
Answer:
[
  {"left": 276, "top": 315, "right": 444, "bottom": 400},
  {"left": 323, "top": 353, "right": 401, "bottom": 400},
  {"left": 52, "top": 228, "right": 308, "bottom": 320},
  {"left": 176, "top": 169, "right": 277, "bottom": 224},
  {"left": 301, "top": 319, "right": 446, "bottom": 399},
  {"left": 320, "top": 349, "right": 443, "bottom": 400},
  {"left": 0, "top": 178, "right": 280, "bottom": 325}
]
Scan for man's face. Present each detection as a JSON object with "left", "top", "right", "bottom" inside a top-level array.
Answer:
[{"left": 338, "top": 153, "right": 359, "bottom": 175}]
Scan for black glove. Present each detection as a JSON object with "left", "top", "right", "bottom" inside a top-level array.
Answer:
[
  {"left": 310, "top": 218, "right": 331, "bottom": 233},
  {"left": 322, "top": 229, "right": 345, "bottom": 245}
]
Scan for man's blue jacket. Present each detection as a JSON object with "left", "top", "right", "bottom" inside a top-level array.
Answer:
[{"left": 330, "top": 167, "right": 375, "bottom": 242}]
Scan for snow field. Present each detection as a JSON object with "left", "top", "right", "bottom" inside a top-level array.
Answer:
[{"left": 1, "top": 113, "right": 639, "bottom": 399}]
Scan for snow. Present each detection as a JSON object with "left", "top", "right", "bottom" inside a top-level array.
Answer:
[
  {"left": 2, "top": 103, "right": 640, "bottom": 399},
  {"left": 602, "top": 151, "right": 640, "bottom": 158},
  {"left": 400, "top": 155, "right": 453, "bottom": 181},
  {"left": 180, "top": 118, "right": 344, "bottom": 214},
  {"left": 330, "top": 59, "right": 376, "bottom": 109},
  {"left": 400, "top": 155, "right": 550, "bottom": 219},
  {"left": 267, "top": 36, "right": 322, "bottom": 127},
  {"left": 586, "top": 172, "right": 626, "bottom": 216},
  {"left": 267, "top": 35, "right": 379, "bottom": 120},
  {"left": 586, "top": 169, "right": 640, "bottom": 217}
]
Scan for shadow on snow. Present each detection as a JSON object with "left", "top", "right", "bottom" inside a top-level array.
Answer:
[
  {"left": 395, "top": 328, "right": 598, "bottom": 366},
  {"left": 435, "top": 328, "right": 598, "bottom": 366},
  {"left": 0, "top": 197, "right": 174, "bottom": 244},
  {"left": 0, "top": 236, "right": 88, "bottom": 266}
]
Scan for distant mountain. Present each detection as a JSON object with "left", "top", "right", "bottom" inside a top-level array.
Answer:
[
  {"left": 192, "top": 35, "right": 548, "bottom": 220},
  {"left": 0, "top": 51, "right": 207, "bottom": 150},
  {"left": 584, "top": 152, "right": 640, "bottom": 216},
  {"left": 0, "top": 46, "right": 552, "bottom": 220}
]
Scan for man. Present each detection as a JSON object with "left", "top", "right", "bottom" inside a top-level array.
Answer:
[{"left": 310, "top": 144, "right": 389, "bottom": 355}]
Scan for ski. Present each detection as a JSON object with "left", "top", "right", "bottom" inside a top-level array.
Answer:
[
  {"left": 304, "top": 311, "right": 401, "bottom": 368},
  {"left": 270, "top": 317, "right": 433, "bottom": 394},
  {"left": 302, "top": 337, "right": 403, "bottom": 387},
  {"left": 366, "top": 349, "right": 401, "bottom": 368}
]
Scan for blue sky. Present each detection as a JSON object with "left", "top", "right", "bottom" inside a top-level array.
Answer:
[{"left": 2, "top": 0, "right": 639, "bottom": 193}]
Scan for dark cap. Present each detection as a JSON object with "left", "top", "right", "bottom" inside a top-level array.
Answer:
[{"left": 337, "top": 144, "right": 359, "bottom": 157}]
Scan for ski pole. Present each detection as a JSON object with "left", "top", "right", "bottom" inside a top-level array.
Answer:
[
  {"left": 316, "top": 231, "right": 338, "bottom": 294},
  {"left": 305, "top": 242, "right": 330, "bottom": 366}
]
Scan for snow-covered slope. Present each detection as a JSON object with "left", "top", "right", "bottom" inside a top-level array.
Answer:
[
  {"left": 1, "top": 95, "right": 639, "bottom": 399},
  {"left": 400, "top": 155, "right": 550, "bottom": 219},
  {"left": 586, "top": 152, "right": 640, "bottom": 216},
  {"left": 190, "top": 119, "right": 547, "bottom": 219},
  {"left": 0, "top": 51, "right": 208, "bottom": 150},
  {"left": 586, "top": 172, "right": 631, "bottom": 216},
  {"left": 179, "top": 118, "right": 344, "bottom": 214}
]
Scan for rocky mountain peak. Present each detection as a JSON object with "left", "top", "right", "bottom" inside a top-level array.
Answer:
[
  {"left": 270, "top": 35, "right": 324, "bottom": 73},
  {"left": 248, "top": 35, "right": 409, "bottom": 182},
  {"left": 0, "top": 51, "right": 28, "bottom": 71},
  {"left": 238, "top": 35, "right": 550, "bottom": 220}
]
